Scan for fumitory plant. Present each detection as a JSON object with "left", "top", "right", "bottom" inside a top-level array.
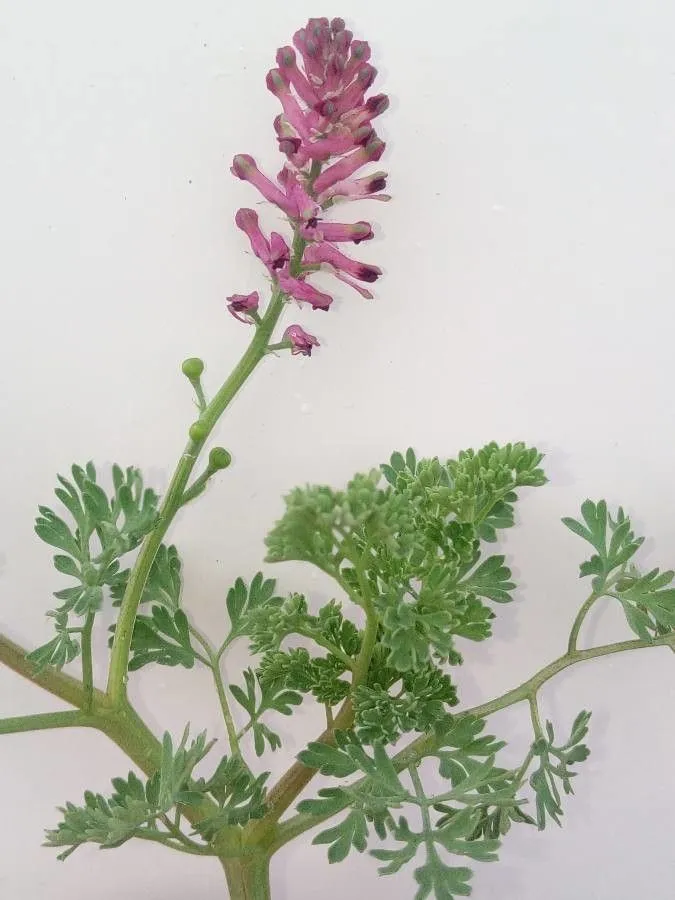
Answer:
[{"left": 1, "top": 16, "right": 674, "bottom": 900}]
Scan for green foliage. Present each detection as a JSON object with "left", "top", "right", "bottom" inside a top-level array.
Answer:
[
  {"left": 354, "top": 665, "right": 458, "bottom": 744},
  {"left": 224, "top": 572, "right": 283, "bottom": 644},
  {"left": 190, "top": 755, "right": 269, "bottom": 839},
  {"left": 229, "top": 668, "right": 302, "bottom": 755},
  {"left": 298, "top": 722, "right": 510, "bottom": 899},
  {"left": 374, "top": 810, "right": 499, "bottom": 900},
  {"left": 248, "top": 595, "right": 361, "bottom": 661},
  {"left": 121, "top": 605, "right": 198, "bottom": 671},
  {"left": 44, "top": 728, "right": 213, "bottom": 859},
  {"left": 30, "top": 463, "right": 160, "bottom": 670},
  {"left": 564, "top": 502, "right": 675, "bottom": 640},
  {"left": 258, "top": 647, "right": 351, "bottom": 706},
  {"left": 528, "top": 711, "right": 591, "bottom": 828},
  {"left": 265, "top": 444, "right": 545, "bottom": 677}
]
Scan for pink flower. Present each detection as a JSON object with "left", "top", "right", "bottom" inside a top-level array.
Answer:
[
  {"left": 312, "top": 138, "right": 385, "bottom": 195},
  {"left": 317, "top": 172, "right": 390, "bottom": 205},
  {"left": 231, "top": 156, "right": 297, "bottom": 216},
  {"left": 235, "top": 208, "right": 290, "bottom": 273},
  {"left": 284, "top": 324, "right": 320, "bottom": 356},
  {"left": 303, "top": 243, "right": 381, "bottom": 299},
  {"left": 300, "top": 219, "right": 373, "bottom": 243},
  {"left": 227, "top": 291, "right": 259, "bottom": 323},
  {"left": 277, "top": 268, "right": 333, "bottom": 310}
]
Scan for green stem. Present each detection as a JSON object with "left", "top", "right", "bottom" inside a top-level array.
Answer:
[
  {"left": 221, "top": 854, "right": 272, "bottom": 900},
  {"left": 528, "top": 693, "right": 544, "bottom": 739},
  {"left": 568, "top": 592, "right": 600, "bottom": 653},
  {"left": 188, "top": 625, "right": 245, "bottom": 762},
  {"left": 210, "top": 651, "right": 242, "bottom": 758},
  {"left": 81, "top": 613, "right": 95, "bottom": 711},
  {"left": 135, "top": 827, "right": 216, "bottom": 856},
  {"left": 274, "top": 631, "right": 675, "bottom": 848},
  {"left": 0, "top": 710, "right": 98, "bottom": 735},
  {"left": 107, "top": 290, "right": 286, "bottom": 706}
]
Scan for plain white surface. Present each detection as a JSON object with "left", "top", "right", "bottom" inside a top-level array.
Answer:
[{"left": 1, "top": 1, "right": 674, "bottom": 897}]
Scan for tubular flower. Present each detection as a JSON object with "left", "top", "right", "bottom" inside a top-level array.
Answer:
[
  {"left": 230, "top": 17, "right": 389, "bottom": 323},
  {"left": 283, "top": 324, "right": 320, "bottom": 356},
  {"left": 227, "top": 292, "right": 259, "bottom": 323}
]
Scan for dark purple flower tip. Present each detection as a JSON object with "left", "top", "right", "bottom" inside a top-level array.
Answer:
[
  {"left": 366, "top": 94, "right": 390, "bottom": 117},
  {"left": 369, "top": 175, "right": 388, "bottom": 192},
  {"left": 278, "top": 137, "right": 302, "bottom": 155},
  {"left": 356, "top": 265, "right": 381, "bottom": 283},
  {"left": 227, "top": 291, "right": 260, "bottom": 323},
  {"left": 284, "top": 324, "right": 320, "bottom": 356},
  {"left": 331, "top": 17, "right": 346, "bottom": 33}
]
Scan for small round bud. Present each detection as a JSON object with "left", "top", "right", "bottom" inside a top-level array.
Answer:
[
  {"left": 182, "top": 357, "right": 204, "bottom": 379},
  {"left": 209, "top": 447, "right": 232, "bottom": 471},
  {"left": 189, "top": 421, "right": 208, "bottom": 443}
]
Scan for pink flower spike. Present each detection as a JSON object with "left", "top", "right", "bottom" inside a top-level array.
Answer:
[
  {"left": 283, "top": 324, "right": 320, "bottom": 356},
  {"left": 231, "top": 154, "right": 296, "bottom": 216},
  {"left": 227, "top": 291, "right": 260, "bottom": 323},
  {"left": 303, "top": 242, "right": 382, "bottom": 283},
  {"left": 235, "top": 208, "right": 272, "bottom": 266},
  {"left": 276, "top": 46, "right": 319, "bottom": 106},
  {"left": 277, "top": 269, "right": 333, "bottom": 310},
  {"left": 313, "top": 139, "right": 386, "bottom": 194}
]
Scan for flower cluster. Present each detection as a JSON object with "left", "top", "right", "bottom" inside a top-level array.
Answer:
[{"left": 227, "top": 17, "right": 389, "bottom": 353}]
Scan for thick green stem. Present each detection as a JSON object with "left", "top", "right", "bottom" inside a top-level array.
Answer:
[
  {"left": 0, "top": 710, "right": 98, "bottom": 735},
  {"left": 221, "top": 854, "right": 272, "bottom": 900},
  {"left": 81, "top": 612, "right": 95, "bottom": 711},
  {"left": 107, "top": 291, "right": 286, "bottom": 706}
]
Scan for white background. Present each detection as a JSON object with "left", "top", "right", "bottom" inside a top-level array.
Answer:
[{"left": 1, "top": 1, "right": 674, "bottom": 897}]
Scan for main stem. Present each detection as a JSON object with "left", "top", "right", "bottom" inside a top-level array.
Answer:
[
  {"left": 107, "top": 290, "right": 286, "bottom": 705},
  {"left": 221, "top": 854, "right": 272, "bottom": 900}
]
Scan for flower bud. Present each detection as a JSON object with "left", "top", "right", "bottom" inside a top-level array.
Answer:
[
  {"left": 209, "top": 447, "right": 232, "bottom": 470},
  {"left": 181, "top": 357, "right": 205, "bottom": 379}
]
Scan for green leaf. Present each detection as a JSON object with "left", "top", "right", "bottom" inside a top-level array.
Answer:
[
  {"left": 258, "top": 648, "right": 351, "bottom": 706},
  {"left": 563, "top": 502, "right": 643, "bottom": 591},
  {"left": 529, "top": 711, "right": 591, "bottom": 829},
  {"left": 229, "top": 668, "right": 302, "bottom": 756},
  {"left": 45, "top": 728, "right": 214, "bottom": 858},
  {"left": 459, "top": 556, "right": 515, "bottom": 604},
  {"left": 313, "top": 810, "right": 368, "bottom": 862},
  {"left": 225, "top": 573, "right": 282, "bottom": 643},
  {"left": 110, "top": 605, "right": 198, "bottom": 671}
]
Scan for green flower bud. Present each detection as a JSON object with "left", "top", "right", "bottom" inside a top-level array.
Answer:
[
  {"left": 182, "top": 357, "right": 205, "bottom": 379},
  {"left": 189, "top": 421, "right": 208, "bottom": 443},
  {"left": 209, "top": 447, "right": 232, "bottom": 471}
]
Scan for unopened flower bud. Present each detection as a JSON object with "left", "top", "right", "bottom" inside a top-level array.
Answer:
[
  {"left": 181, "top": 357, "right": 205, "bottom": 379},
  {"left": 209, "top": 447, "right": 232, "bottom": 470}
]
